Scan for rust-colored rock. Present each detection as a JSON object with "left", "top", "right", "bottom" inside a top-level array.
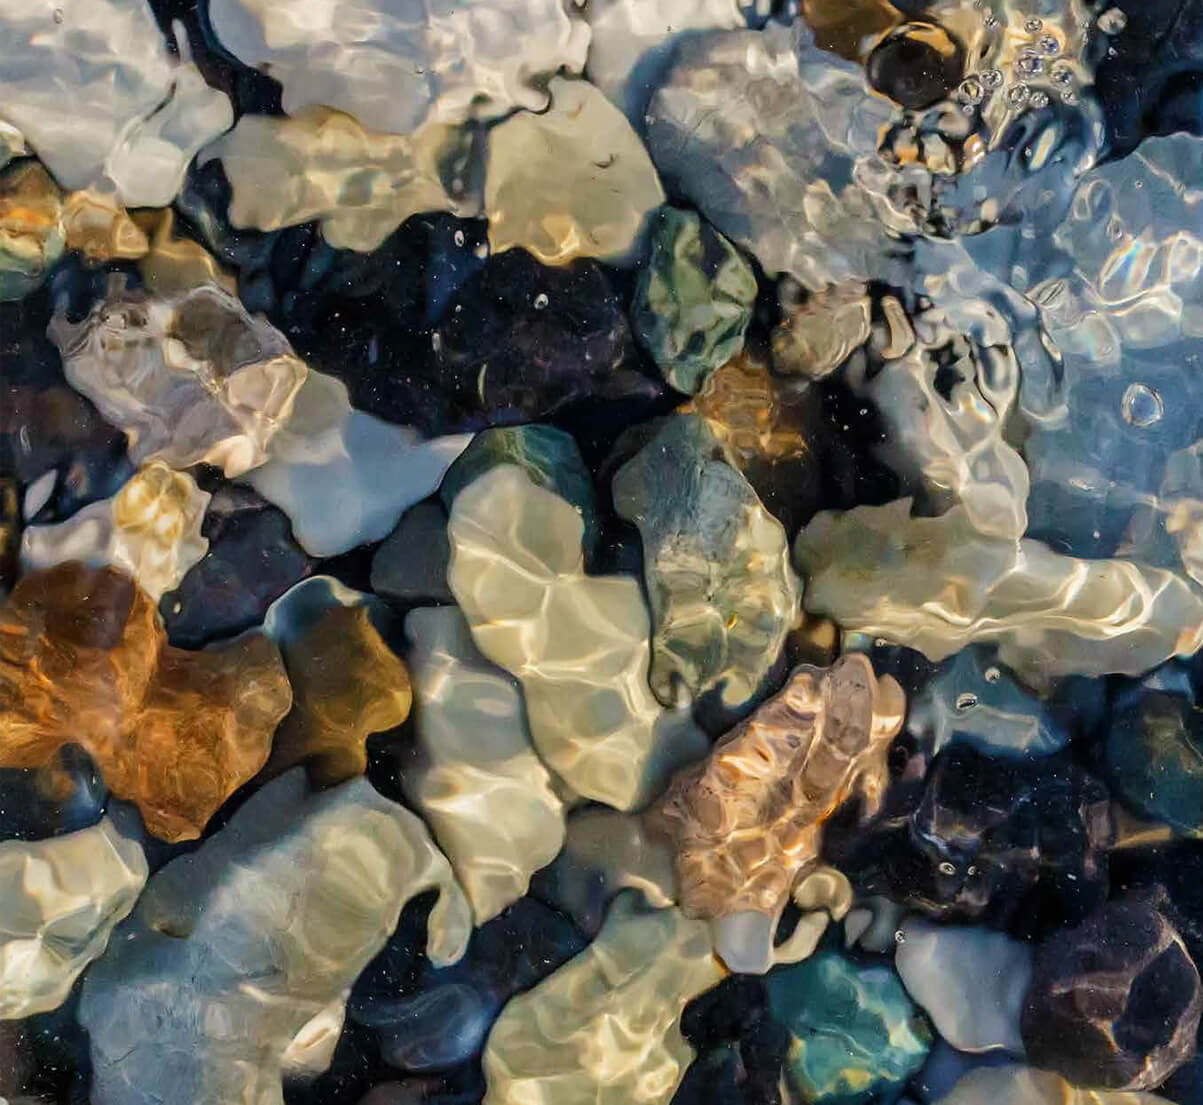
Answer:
[
  {"left": 264, "top": 603, "right": 411, "bottom": 786},
  {"left": 0, "top": 562, "right": 292, "bottom": 842},
  {"left": 649, "top": 654, "right": 904, "bottom": 922}
]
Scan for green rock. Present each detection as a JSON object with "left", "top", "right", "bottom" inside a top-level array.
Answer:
[
  {"left": 440, "top": 424, "right": 598, "bottom": 549},
  {"left": 766, "top": 948, "right": 932, "bottom": 1104},
  {"left": 612, "top": 414, "right": 798, "bottom": 710},
  {"left": 632, "top": 207, "right": 757, "bottom": 394}
]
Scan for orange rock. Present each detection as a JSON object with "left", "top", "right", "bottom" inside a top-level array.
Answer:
[
  {"left": 0, "top": 562, "right": 291, "bottom": 842},
  {"left": 263, "top": 603, "right": 411, "bottom": 786},
  {"left": 648, "top": 654, "right": 904, "bottom": 921}
]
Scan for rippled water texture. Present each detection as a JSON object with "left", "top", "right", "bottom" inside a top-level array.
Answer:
[{"left": 4, "top": 0, "right": 1203, "bottom": 1103}]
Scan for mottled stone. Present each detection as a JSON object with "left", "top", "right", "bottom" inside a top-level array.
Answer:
[
  {"left": 631, "top": 208, "right": 756, "bottom": 395},
  {"left": 246, "top": 370, "right": 471, "bottom": 558},
  {"left": 646, "top": 21, "right": 907, "bottom": 290},
  {"left": 21, "top": 462, "right": 210, "bottom": 602},
  {"left": 80, "top": 770, "right": 471, "bottom": 1105},
  {"left": 0, "top": 0, "right": 231, "bottom": 205},
  {"left": 649, "top": 655, "right": 903, "bottom": 972},
  {"left": 447, "top": 463, "right": 707, "bottom": 811},
  {"left": 766, "top": 948, "right": 931, "bottom": 1104},
  {"left": 482, "top": 892, "right": 723, "bottom": 1105},
  {"left": 432, "top": 249, "right": 655, "bottom": 430},
  {"left": 0, "top": 160, "right": 63, "bottom": 300},
  {"left": 61, "top": 189, "right": 148, "bottom": 264},
  {"left": 796, "top": 500, "right": 1203, "bottom": 683},
  {"left": 1022, "top": 902, "right": 1202, "bottom": 1090},
  {"left": 371, "top": 502, "right": 454, "bottom": 607},
  {"left": 895, "top": 918, "right": 1031, "bottom": 1054},
  {"left": 0, "top": 563, "right": 292, "bottom": 842},
  {"left": 1105, "top": 688, "right": 1203, "bottom": 837},
  {"left": 201, "top": 107, "right": 476, "bottom": 252},
  {"left": 0, "top": 816, "right": 145, "bottom": 1018},
  {"left": 613, "top": 416, "right": 797, "bottom": 710},
  {"left": 485, "top": 78, "right": 664, "bottom": 267},
  {"left": 208, "top": 0, "right": 589, "bottom": 135},
  {"left": 403, "top": 606, "right": 564, "bottom": 925},
  {"left": 772, "top": 281, "right": 872, "bottom": 380},
  {"left": 263, "top": 578, "right": 411, "bottom": 787},
  {"left": 936, "top": 1064, "right": 1176, "bottom": 1105},
  {"left": 835, "top": 744, "right": 1113, "bottom": 934},
  {"left": 160, "top": 485, "right": 312, "bottom": 648},
  {"left": 50, "top": 283, "right": 309, "bottom": 477}
]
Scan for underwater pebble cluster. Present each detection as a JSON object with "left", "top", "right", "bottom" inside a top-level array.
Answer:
[{"left": 2, "top": 0, "right": 1203, "bottom": 1104}]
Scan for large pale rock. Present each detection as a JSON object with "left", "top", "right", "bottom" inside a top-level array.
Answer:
[
  {"left": 0, "top": 0, "right": 231, "bottom": 205},
  {"left": 796, "top": 500, "right": 1203, "bottom": 683},
  {"left": 21, "top": 462, "right": 210, "bottom": 602},
  {"left": 613, "top": 415, "right": 798, "bottom": 710},
  {"left": 936, "top": 1065, "right": 1175, "bottom": 1105},
  {"left": 49, "top": 283, "right": 308, "bottom": 478},
  {"left": 0, "top": 817, "right": 146, "bottom": 1019},
  {"left": 447, "top": 463, "right": 707, "bottom": 811},
  {"left": 207, "top": 0, "right": 589, "bottom": 136},
  {"left": 79, "top": 770, "right": 471, "bottom": 1105},
  {"left": 403, "top": 606, "right": 564, "bottom": 925},
  {"left": 482, "top": 892, "right": 723, "bottom": 1105},
  {"left": 485, "top": 77, "right": 664, "bottom": 267}
]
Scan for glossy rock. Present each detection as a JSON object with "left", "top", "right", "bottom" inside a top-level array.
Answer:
[{"left": 0, "top": 160, "right": 63, "bottom": 300}]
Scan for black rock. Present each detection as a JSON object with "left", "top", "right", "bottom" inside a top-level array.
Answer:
[
  {"left": 867, "top": 21, "right": 965, "bottom": 110},
  {"left": 370, "top": 501, "right": 453, "bottom": 608}
]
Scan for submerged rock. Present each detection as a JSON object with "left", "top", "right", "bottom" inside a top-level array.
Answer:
[
  {"left": 0, "top": 563, "right": 291, "bottom": 842},
  {"left": 482, "top": 892, "right": 723, "bottom": 1105},
  {"left": 765, "top": 947, "right": 931, "bottom": 1104},
  {"left": 485, "top": 77, "right": 664, "bottom": 267},
  {"left": 649, "top": 654, "right": 903, "bottom": 973},
  {"left": 371, "top": 502, "right": 454, "bottom": 607},
  {"left": 447, "top": 463, "right": 707, "bottom": 811},
  {"left": 631, "top": 208, "right": 757, "bottom": 395},
  {"left": 1022, "top": 901, "right": 1202, "bottom": 1091},
  {"left": 50, "top": 282, "right": 309, "bottom": 477},
  {"left": 80, "top": 770, "right": 471, "bottom": 1105},
  {"left": 935, "top": 1064, "right": 1175, "bottom": 1105},
  {"left": 0, "top": 160, "right": 63, "bottom": 300},
  {"left": 612, "top": 415, "right": 798, "bottom": 711},
  {"left": 21, "top": 462, "right": 210, "bottom": 602},
  {"left": 403, "top": 605, "right": 565, "bottom": 925},
  {"left": 0, "top": 815, "right": 145, "bottom": 1019}
]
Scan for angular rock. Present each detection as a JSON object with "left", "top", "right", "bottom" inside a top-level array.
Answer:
[
  {"left": 50, "top": 282, "right": 309, "bottom": 477},
  {"left": 772, "top": 281, "right": 871, "bottom": 380},
  {"left": 1021, "top": 901, "right": 1202, "bottom": 1091},
  {"left": 447, "top": 463, "right": 707, "bottom": 811},
  {"left": 766, "top": 947, "right": 931, "bottom": 1104},
  {"left": 796, "top": 500, "right": 1203, "bottom": 683},
  {"left": 485, "top": 78, "right": 664, "bottom": 267},
  {"left": 160, "top": 485, "right": 312, "bottom": 648},
  {"left": 263, "top": 578, "right": 411, "bottom": 787},
  {"left": 371, "top": 502, "right": 454, "bottom": 607},
  {"left": 201, "top": 107, "right": 477, "bottom": 253},
  {"left": 79, "top": 770, "right": 472, "bottom": 1105},
  {"left": 21, "top": 462, "right": 210, "bottom": 602},
  {"left": 895, "top": 918, "right": 1031, "bottom": 1054},
  {"left": 0, "top": 0, "right": 231, "bottom": 205},
  {"left": 646, "top": 21, "right": 907, "bottom": 290},
  {"left": 62, "top": 189, "right": 148, "bottom": 265},
  {"left": 0, "top": 563, "right": 291, "bottom": 842},
  {"left": 207, "top": 0, "right": 589, "bottom": 136},
  {"left": 649, "top": 654, "right": 903, "bottom": 972},
  {"left": 403, "top": 606, "right": 564, "bottom": 925},
  {"left": 631, "top": 208, "right": 756, "bottom": 395},
  {"left": 245, "top": 370, "right": 471, "bottom": 557},
  {"left": 430, "top": 248, "right": 658, "bottom": 431},
  {"left": 482, "top": 892, "right": 723, "bottom": 1105},
  {"left": 0, "top": 160, "right": 63, "bottom": 300},
  {"left": 613, "top": 415, "right": 799, "bottom": 710}
]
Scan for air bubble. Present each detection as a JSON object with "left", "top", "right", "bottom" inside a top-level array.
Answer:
[
  {"left": 1037, "top": 34, "right": 1060, "bottom": 54},
  {"left": 983, "top": 13, "right": 1000, "bottom": 29},
  {"left": 453, "top": 230, "right": 465, "bottom": 247},
  {"left": 984, "top": 666, "right": 1002, "bottom": 684},
  {"left": 1060, "top": 88, "right": 1079, "bottom": 104},
  {"left": 1121, "top": 383, "right": 1164, "bottom": 427},
  {"left": 1023, "top": 17, "right": 1043, "bottom": 33},
  {"left": 957, "top": 77, "right": 985, "bottom": 105},
  {"left": 1030, "top": 90, "right": 1050, "bottom": 108},
  {"left": 1015, "top": 51, "right": 1044, "bottom": 77},
  {"left": 981, "top": 68, "right": 1004, "bottom": 89},
  {"left": 52, "top": 7, "right": 64, "bottom": 22},
  {"left": 894, "top": 929, "right": 907, "bottom": 944},
  {"left": 955, "top": 692, "right": 979, "bottom": 712},
  {"left": 1005, "top": 83, "right": 1030, "bottom": 106},
  {"left": 1097, "top": 7, "right": 1127, "bottom": 33},
  {"left": 938, "top": 861, "right": 957, "bottom": 876},
  {"left": 1051, "top": 61, "right": 1074, "bottom": 85},
  {"left": 533, "top": 293, "right": 549, "bottom": 309}
]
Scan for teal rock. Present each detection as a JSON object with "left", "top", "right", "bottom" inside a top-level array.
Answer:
[
  {"left": 440, "top": 424, "right": 598, "bottom": 550},
  {"left": 1105, "top": 689, "right": 1203, "bottom": 837},
  {"left": 612, "top": 414, "right": 798, "bottom": 710},
  {"left": 631, "top": 207, "right": 756, "bottom": 394},
  {"left": 766, "top": 947, "right": 932, "bottom": 1104}
]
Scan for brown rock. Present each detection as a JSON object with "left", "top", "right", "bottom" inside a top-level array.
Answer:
[
  {"left": 264, "top": 603, "right": 411, "bottom": 786},
  {"left": 0, "top": 562, "right": 291, "bottom": 842},
  {"left": 648, "top": 654, "right": 904, "bottom": 920}
]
